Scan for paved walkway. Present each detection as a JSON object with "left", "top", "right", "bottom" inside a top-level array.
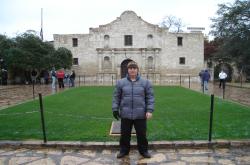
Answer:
[
  {"left": 0, "top": 85, "right": 65, "bottom": 109},
  {"left": 182, "top": 82, "right": 250, "bottom": 107},
  {"left": 1, "top": 83, "right": 250, "bottom": 109},
  {"left": 1, "top": 146, "right": 250, "bottom": 164}
]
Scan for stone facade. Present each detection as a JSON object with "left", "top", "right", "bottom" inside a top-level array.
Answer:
[{"left": 53, "top": 11, "right": 204, "bottom": 81}]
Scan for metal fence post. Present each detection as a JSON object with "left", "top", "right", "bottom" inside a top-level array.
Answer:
[
  {"left": 189, "top": 75, "right": 190, "bottom": 88},
  {"left": 79, "top": 76, "right": 80, "bottom": 87},
  {"left": 112, "top": 75, "right": 113, "bottom": 86},
  {"left": 240, "top": 74, "right": 242, "bottom": 88},
  {"left": 180, "top": 75, "right": 182, "bottom": 86},
  {"left": 208, "top": 94, "right": 214, "bottom": 142},
  {"left": 54, "top": 79, "right": 57, "bottom": 92},
  {"left": 32, "top": 81, "right": 35, "bottom": 99},
  {"left": 202, "top": 81, "right": 205, "bottom": 93},
  {"left": 39, "top": 93, "right": 47, "bottom": 143},
  {"left": 102, "top": 74, "right": 104, "bottom": 85},
  {"left": 223, "top": 84, "right": 225, "bottom": 99}
]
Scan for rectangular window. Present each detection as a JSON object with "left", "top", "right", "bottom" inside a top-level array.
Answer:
[
  {"left": 177, "top": 37, "right": 183, "bottom": 46},
  {"left": 179, "top": 57, "right": 185, "bottom": 65},
  {"left": 73, "top": 58, "right": 79, "bottom": 65},
  {"left": 72, "top": 38, "right": 78, "bottom": 47},
  {"left": 124, "top": 35, "right": 133, "bottom": 46}
]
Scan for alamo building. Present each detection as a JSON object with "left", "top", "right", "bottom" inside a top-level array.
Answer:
[{"left": 53, "top": 11, "right": 204, "bottom": 84}]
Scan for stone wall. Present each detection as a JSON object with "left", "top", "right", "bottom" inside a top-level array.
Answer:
[{"left": 53, "top": 11, "right": 204, "bottom": 80}]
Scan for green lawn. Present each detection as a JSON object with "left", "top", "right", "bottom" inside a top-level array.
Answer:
[{"left": 0, "top": 86, "right": 249, "bottom": 141}]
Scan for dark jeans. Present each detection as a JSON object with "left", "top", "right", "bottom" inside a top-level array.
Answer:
[
  {"left": 58, "top": 78, "right": 64, "bottom": 88},
  {"left": 45, "top": 78, "right": 49, "bottom": 84},
  {"left": 70, "top": 78, "right": 75, "bottom": 87},
  {"left": 219, "top": 79, "right": 226, "bottom": 89},
  {"left": 120, "top": 118, "right": 148, "bottom": 154},
  {"left": 2, "top": 79, "right": 7, "bottom": 85}
]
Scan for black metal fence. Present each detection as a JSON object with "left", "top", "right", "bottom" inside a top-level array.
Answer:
[{"left": 75, "top": 74, "right": 201, "bottom": 87}]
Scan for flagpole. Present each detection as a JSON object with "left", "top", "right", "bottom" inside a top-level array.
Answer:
[{"left": 40, "top": 8, "right": 43, "bottom": 41}]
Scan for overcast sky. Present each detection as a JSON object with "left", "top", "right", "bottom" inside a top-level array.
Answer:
[{"left": 0, "top": 0, "right": 235, "bottom": 41}]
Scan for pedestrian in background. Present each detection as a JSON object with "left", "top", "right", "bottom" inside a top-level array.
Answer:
[
  {"left": 31, "top": 69, "right": 37, "bottom": 84},
  {"left": 112, "top": 61, "right": 154, "bottom": 159},
  {"left": 219, "top": 70, "right": 227, "bottom": 89},
  {"left": 1, "top": 69, "right": 8, "bottom": 85},
  {"left": 70, "top": 70, "right": 76, "bottom": 87},
  {"left": 51, "top": 67, "right": 57, "bottom": 89},
  {"left": 44, "top": 70, "right": 49, "bottom": 85},
  {"left": 198, "top": 69, "right": 204, "bottom": 89},
  {"left": 202, "top": 69, "right": 211, "bottom": 91},
  {"left": 57, "top": 68, "right": 65, "bottom": 88}
]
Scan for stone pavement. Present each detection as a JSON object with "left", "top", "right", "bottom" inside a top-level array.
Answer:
[
  {"left": 182, "top": 82, "right": 250, "bottom": 107},
  {"left": 1, "top": 145, "right": 250, "bottom": 164},
  {"left": 0, "top": 85, "right": 65, "bottom": 110}
]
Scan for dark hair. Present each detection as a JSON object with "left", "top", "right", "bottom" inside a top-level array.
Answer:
[{"left": 127, "top": 61, "right": 139, "bottom": 69}]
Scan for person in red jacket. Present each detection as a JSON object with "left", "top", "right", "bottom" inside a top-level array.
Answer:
[{"left": 57, "top": 69, "right": 65, "bottom": 88}]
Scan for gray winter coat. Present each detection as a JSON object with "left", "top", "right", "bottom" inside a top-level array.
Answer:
[{"left": 112, "top": 75, "right": 154, "bottom": 120}]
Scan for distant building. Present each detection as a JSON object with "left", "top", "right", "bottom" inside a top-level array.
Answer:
[{"left": 53, "top": 11, "right": 204, "bottom": 82}]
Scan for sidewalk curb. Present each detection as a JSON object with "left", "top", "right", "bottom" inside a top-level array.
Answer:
[{"left": 0, "top": 140, "right": 250, "bottom": 149}]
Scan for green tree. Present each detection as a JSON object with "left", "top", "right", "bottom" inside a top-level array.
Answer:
[
  {"left": 14, "top": 32, "right": 50, "bottom": 70},
  {"left": 53, "top": 47, "right": 73, "bottom": 70},
  {"left": 3, "top": 31, "right": 73, "bottom": 83},
  {"left": 0, "top": 34, "right": 14, "bottom": 68},
  {"left": 210, "top": 0, "right": 250, "bottom": 75}
]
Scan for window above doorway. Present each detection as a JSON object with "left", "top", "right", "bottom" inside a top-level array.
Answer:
[
  {"left": 147, "top": 34, "right": 153, "bottom": 39},
  {"left": 124, "top": 35, "right": 133, "bottom": 46}
]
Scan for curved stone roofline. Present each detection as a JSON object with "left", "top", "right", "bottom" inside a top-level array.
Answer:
[
  {"left": 89, "top": 10, "right": 165, "bottom": 33},
  {"left": 120, "top": 10, "right": 137, "bottom": 17}
]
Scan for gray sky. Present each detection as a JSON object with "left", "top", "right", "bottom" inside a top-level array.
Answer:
[{"left": 0, "top": 0, "right": 234, "bottom": 41}]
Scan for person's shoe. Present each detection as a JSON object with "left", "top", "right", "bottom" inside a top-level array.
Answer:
[
  {"left": 141, "top": 152, "right": 151, "bottom": 158},
  {"left": 117, "top": 152, "right": 128, "bottom": 158}
]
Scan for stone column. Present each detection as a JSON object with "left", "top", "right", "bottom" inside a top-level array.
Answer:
[
  {"left": 141, "top": 49, "right": 146, "bottom": 72},
  {"left": 98, "top": 50, "right": 102, "bottom": 72},
  {"left": 155, "top": 49, "right": 160, "bottom": 71}
]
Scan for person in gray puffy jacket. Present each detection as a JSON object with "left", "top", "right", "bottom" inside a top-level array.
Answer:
[{"left": 112, "top": 61, "right": 154, "bottom": 158}]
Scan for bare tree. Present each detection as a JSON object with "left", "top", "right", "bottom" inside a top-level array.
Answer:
[{"left": 160, "top": 15, "right": 185, "bottom": 32}]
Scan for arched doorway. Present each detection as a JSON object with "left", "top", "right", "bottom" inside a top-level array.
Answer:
[{"left": 121, "top": 59, "right": 133, "bottom": 78}]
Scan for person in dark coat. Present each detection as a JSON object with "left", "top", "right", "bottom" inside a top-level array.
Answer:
[
  {"left": 1, "top": 69, "right": 8, "bottom": 85},
  {"left": 31, "top": 69, "right": 37, "bottom": 84},
  {"left": 69, "top": 70, "right": 76, "bottom": 87},
  {"left": 198, "top": 69, "right": 204, "bottom": 89},
  {"left": 44, "top": 70, "right": 49, "bottom": 85},
  {"left": 112, "top": 61, "right": 154, "bottom": 159},
  {"left": 202, "top": 69, "right": 211, "bottom": 91}
]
